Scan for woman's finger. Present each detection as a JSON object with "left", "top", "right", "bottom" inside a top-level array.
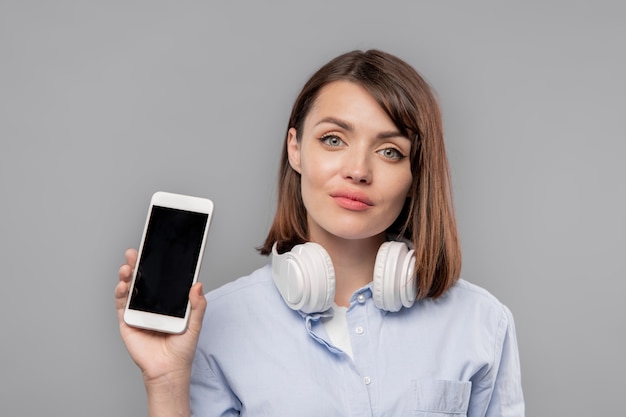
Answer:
[
  {"left": 118, "top": 263, "right": 133, "bottom": 283},
  {"left": 125, "top": 248, "right": 138, "bottom": 269},
  {"left": 115, "top": 280, "right": 129, "bottom": 321}
]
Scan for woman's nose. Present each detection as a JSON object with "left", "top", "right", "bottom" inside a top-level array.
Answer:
[{"left": 342, "top": 150, "right": 372, "bottom": 184}]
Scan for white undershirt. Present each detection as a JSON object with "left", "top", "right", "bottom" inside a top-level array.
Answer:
[{"left": 321, "top": 304, "right": 354, "bottom": 359}]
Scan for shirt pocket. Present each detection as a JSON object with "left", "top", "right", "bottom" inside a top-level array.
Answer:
[{"left": 413, "top": 379, "right": 472, "bottom": 417}]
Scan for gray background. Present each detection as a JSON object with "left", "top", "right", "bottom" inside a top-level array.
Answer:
[{"left": 1, "top": 1, "right": 624, "bottom": 416}]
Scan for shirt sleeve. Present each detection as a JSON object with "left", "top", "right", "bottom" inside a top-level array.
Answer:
[
  {"left": 469, "top": 305, "right": 525, "bottom": 417},
  {"left": 190, "top": 349, "right": 241, "bottom": 417}
]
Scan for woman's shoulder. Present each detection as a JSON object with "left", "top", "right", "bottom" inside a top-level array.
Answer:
[
  {"left": 204, "top": 263, "right": 276, "bottom": 306},
  {"left": 422, "top": 278, "right": 515, "bottom": 325},
  {"left": 451, "top": 278, "right": 504, "bottom": 303},
  {"left": 196, "top": 263, "right": 300, "bottom": 352},
  {"left": 201, "top": 262, "right": 300, "bottom": 328}
]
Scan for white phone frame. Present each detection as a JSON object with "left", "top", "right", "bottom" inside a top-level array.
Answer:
[{"left": 123, "top": 191, "right": 213, "bottom": 334}]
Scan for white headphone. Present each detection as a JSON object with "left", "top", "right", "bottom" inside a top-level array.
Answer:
[{"left": 271, "top": 241, "right": 416, "bottom": 314}]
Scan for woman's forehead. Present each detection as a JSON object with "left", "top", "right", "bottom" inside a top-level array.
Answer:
[{"left": 303, "top": 81, "right": 397, "bottom": 130}]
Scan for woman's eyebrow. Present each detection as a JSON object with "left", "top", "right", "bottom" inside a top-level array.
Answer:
[
  {"left": 315, "top": 117, "right": 353, "bottom": 131},
  {"left": 315, "top": 117, "right": 405, "bottom": 140},
  {"left": 376, "top": 130, "right": 406, "bottom": 140}
]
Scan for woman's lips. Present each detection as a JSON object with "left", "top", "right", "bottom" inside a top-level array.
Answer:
[{"left": 330, "top": 191, "right": 373, "bottom": 211}]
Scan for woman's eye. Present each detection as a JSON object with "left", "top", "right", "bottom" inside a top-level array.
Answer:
[
  {"left": 378, "top": 147, "right": 405, "bottom": 160},
  {"left": 320, "top": 135, "right": 344, "bottom": 147}
]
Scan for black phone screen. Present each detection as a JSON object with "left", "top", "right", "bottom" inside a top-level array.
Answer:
[{"left": 129, "top": 205, "right": 208, "bottom": 318}]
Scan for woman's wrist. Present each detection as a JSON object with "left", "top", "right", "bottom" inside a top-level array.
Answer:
[{"left": 144, "top": 371, "right": 191, "bottom": 417}]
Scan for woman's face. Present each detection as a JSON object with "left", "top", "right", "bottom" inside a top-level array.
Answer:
[{"left": 287, "top": 80, "right": 413, "bottom": 243}]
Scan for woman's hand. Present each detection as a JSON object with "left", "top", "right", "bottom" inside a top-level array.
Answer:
[{"left": 115, "top": 248, "right": 207, "bottom": 386}]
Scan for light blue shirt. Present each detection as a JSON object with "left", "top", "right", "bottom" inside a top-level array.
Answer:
[{"left": 191, "top": 263, "right": 524, "bottom": 416}]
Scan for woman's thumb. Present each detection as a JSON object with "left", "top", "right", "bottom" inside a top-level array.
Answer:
[{"left": 187, "top": 282, "right": 207, "bottom": 334}]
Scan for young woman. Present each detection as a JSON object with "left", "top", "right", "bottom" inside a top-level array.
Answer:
[{"left": 116, "top": 50, "right": 524, "bottom": 416}]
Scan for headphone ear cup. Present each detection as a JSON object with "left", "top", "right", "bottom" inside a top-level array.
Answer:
[
  {"left": 372, "top": 241, "right": 417, "bottom": 312},
  {"left": 399, "top": 248, "right": 417, "bottom": 307},
  {"left": 372, "top": 242, "right": 392, "bottom": 310},
  {"left": 272, "top": 243, "right": 335, "bottom": 313}
]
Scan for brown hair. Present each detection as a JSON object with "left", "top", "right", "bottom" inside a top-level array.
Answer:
[{"left": 259, "top": 49, "right": 461, "bottom": 299}]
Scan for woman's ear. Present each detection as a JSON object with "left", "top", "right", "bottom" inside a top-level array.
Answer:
[{"left": 287, "top": 127, "right": 302, "bottom": 174}]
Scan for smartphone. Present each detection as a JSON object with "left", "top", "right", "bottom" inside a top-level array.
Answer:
[{"left": 124, "top": 191, "right": 214, "bottom": 334}]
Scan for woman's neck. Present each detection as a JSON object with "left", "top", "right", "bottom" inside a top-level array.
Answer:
[{"left": 311, "top": 233, "right": 386, "bottom": 307}]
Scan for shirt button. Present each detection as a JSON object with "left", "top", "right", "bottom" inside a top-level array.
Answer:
[
  {"left": 355, "top": 326, "right": 364, "bottom": 335},
  {"left": 363, "top": 376, "right": 371, "bottom": 385},
  {"left": 357, "top": 293, "right": 366, "bottom": 303}
]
